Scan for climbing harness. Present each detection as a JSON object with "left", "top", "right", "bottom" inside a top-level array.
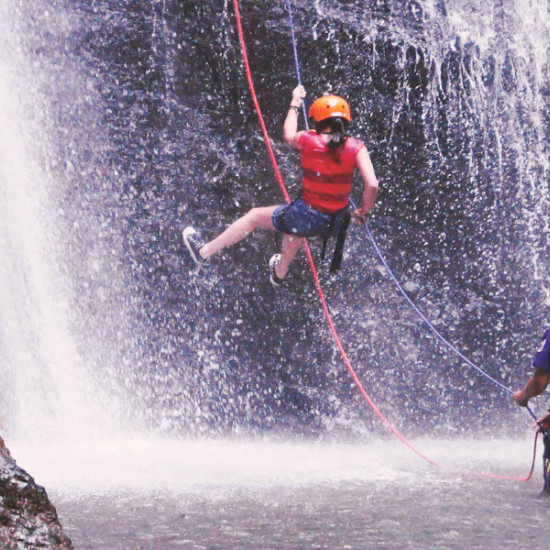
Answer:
[
  {"left": 232, "top": 0, "right": 536, "bottom": 481},
  {"left": 320, "top": 207, "right": 351, "bottom": 273}
]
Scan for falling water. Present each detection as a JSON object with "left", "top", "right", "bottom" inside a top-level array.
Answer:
[{"left": 0, "top": 3, "right": 96, "bottom": 442}]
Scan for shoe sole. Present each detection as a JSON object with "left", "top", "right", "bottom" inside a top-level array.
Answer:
[{"left": 183, "top": 227, "right": 204, "bottom": 266}]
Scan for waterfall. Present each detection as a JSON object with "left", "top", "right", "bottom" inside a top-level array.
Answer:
[{"left": 0, "top": 1, "right": 121, "bottom": 443}]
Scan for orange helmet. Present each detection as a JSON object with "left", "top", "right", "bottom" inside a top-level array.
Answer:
[{"left": 308, "top": 95, "right": 351, "bottom": 123}]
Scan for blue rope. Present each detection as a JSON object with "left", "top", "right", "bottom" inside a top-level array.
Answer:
[
  {"left": 350, "top": 200, "right": 511, "bottom": 393},
  {"left": 284, "top": 0, "right": 309, "bottom": 126},
  {"left": 351, "top": 199, "right": 538, "bottom": 422}
]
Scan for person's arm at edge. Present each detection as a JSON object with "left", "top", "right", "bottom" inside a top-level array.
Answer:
[{"left": 513, "top": 368, "right": 550, "bottom": 406}]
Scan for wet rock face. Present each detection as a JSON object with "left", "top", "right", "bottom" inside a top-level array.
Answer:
[
  {"left": 0, "top": 439, "right": 72, "bottom": 549},
  {"left": 17, "top": 0, "right": 550, "bottom": 436}
]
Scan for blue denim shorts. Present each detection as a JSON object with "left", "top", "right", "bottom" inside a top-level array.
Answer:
[{"left": 272, "top": 198, "right": 347, "bottom": 238}]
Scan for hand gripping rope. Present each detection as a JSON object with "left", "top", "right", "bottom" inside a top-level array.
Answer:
[{"left": 232, "top": 0, "right": 537, "bottom": 481}]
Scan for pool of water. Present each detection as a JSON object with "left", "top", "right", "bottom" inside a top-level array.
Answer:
[{"left": 10, "top": 437, "right": 550, "bottom": 549}]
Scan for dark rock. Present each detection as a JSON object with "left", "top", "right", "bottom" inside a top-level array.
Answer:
[{"left": 0, "top": 438, "right": 72, "bottom": 549}]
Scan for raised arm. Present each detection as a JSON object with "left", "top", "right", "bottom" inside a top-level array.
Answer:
[
  {"left": 354, "top": 147, "right": 379, "bottom": 220},
  {"left": 283, "top": 85, "right": 306, "bottom": 147}
]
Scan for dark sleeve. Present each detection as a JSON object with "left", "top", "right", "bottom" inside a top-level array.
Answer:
[{"left": 533, "top": 329, "right": 550, "bottom": 374}]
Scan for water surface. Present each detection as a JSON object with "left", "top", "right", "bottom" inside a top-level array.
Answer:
[{"left": 13, "top": 438, "right": 548, "bottom": 549}]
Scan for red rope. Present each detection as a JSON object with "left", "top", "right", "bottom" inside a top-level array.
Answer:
[{"left": 231, "top": 0, "right": 535, "bottom": 483}]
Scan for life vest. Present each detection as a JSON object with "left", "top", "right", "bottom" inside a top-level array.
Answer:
[{"left": 298, "top": 130, "right": 365, "bottom": 214}]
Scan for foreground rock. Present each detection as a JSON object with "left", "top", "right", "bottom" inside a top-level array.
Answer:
[{"left": 0, "top": 437, "right": 72, "bottom": 549}]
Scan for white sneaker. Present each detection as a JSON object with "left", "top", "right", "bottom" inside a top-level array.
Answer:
[
  {"left": 269, "top": 254, "right": 284, "bottom": 288},
  {"left": 183, "top": 227, "right": 207, "bottom": 266}
]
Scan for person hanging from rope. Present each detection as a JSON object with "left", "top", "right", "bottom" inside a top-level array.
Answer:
[
  {"left": 513, "top": 329, "right": 550, "bottom": 497},
  {"left": 183, "top": 85, "right": 379, "bottom": 286}
]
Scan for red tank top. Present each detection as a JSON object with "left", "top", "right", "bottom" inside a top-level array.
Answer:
[{"left": 298, "top": 131, "right": 365, "bottom": 214}]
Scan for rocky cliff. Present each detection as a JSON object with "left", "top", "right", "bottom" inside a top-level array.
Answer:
[{"left": 0, "top": 438, "right": 72, "bottom": 549}]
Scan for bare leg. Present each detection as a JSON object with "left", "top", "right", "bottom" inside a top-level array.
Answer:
[
  {"left": 275, "top": 234, "right": 303, "bottom": 279},
  {"left": 200, "top": 206, "right": 278, "bottom": 260}
]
